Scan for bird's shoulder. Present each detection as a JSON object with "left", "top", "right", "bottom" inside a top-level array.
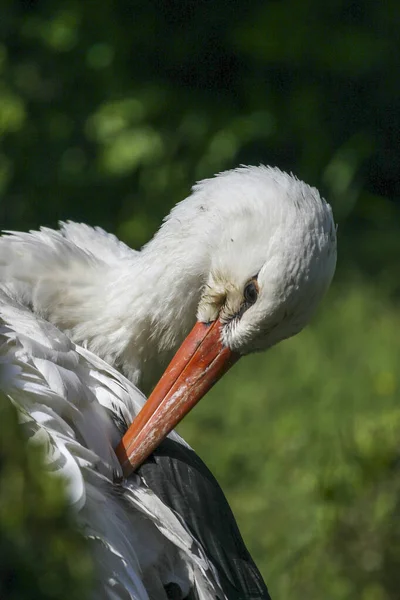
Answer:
[{"left": 59, "top": 221, "right": 138, "bottom": 264}]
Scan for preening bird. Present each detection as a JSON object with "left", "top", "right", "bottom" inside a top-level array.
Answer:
[{"left": 0, "top": 166, "right": 336, "bottom": 599}]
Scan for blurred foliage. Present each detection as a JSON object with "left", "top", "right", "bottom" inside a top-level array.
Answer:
[
  {"left": 0, "top": 394, "right": 92, "bottom": 599},
  {"left": 0, "top": 1, "right": 399, "bottom": 599}
]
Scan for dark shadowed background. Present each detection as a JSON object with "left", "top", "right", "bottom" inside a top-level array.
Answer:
[{"left": 1, "top": 2, "right": 400, "bottom": 599}]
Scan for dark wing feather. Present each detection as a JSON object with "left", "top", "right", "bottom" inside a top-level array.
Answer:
[{"left": 137, "top": 438, "right": 271, "bottom": 600}]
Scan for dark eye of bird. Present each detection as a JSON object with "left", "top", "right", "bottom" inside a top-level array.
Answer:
[{"left": 243, "top": 280, "right": 258, "bottom": 305}]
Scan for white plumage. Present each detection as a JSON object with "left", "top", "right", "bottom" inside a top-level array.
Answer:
[
  {"left": 0, "top": 165, "right": 336, "bottom": 599},
  {"left": 0, "top": 290, "right": 224, "bottom": 599}
]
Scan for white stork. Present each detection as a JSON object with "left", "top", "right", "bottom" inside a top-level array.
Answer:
[{"left": 0, "top": 166, "right": 336, "bottom": 599}]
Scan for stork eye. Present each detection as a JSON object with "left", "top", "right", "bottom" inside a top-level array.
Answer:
[{"left": 243, "top": 280, "right": 258, "bottom": 305}]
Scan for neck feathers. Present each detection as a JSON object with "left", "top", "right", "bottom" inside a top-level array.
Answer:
[{"left": 0, "top": 223, "right": 208, "bottom": 392}]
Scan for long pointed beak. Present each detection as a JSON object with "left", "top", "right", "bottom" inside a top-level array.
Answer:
[{"left": 116, "top": 319, "right": 239, "bottom": 476}]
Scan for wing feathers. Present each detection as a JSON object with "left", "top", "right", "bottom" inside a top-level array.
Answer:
[{"left": 0, "top": 292, "right": 226, "bottom": 599}]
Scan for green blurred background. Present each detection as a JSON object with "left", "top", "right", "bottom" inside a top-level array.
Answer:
[{"left": 1, "top": 1, "right": 400, "bottom": 599}]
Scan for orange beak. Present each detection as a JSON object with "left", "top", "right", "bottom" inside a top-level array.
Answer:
[{"left": 116, "top": 319, "right": 239, "bottom": 476}]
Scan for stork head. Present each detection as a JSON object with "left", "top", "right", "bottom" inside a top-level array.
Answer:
[
  {"left": 194, "top": 166, "right": 336, "bottom": 354},
  {"left": 117, "top": 166, "right": 336, "bottom": 474}
]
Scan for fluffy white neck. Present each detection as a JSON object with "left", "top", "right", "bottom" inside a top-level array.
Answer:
[
  {"left": 1, "top": 183, "right": 218, "bottom": 392},
  {"left": 65, "top": 223, "right": 212, "bottom": 392}
]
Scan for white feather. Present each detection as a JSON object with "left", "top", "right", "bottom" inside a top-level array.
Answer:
[
  {"left": 0, "top": 291, "right": 226, "bottom": 599},
  {"left": 59, "top": 221, "right": 137, "bottom": 263}
]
